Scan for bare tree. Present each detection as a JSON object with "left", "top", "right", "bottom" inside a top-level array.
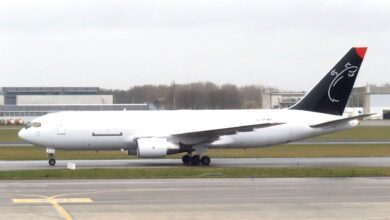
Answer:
[{"left": 102, "top": 82, "right": 277, "bottom": 109}]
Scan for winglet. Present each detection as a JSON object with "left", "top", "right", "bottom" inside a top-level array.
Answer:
[{"left": 355, "top": 47, "right": 367, "bottom": 59}]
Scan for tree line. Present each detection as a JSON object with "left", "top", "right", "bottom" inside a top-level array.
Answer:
[{"left": 103, "top": 82, "right": 277, "bottom": 110}]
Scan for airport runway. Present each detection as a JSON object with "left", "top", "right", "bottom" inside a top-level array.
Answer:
[
  {"left": 0, "top": 143, "right": 33, "bottom": 147},
  {"left": 1, "top": 178, "right": 390, "bottom": 220},
  {"left": 2, "top": 157, "right": 390, "bottom": 170}
]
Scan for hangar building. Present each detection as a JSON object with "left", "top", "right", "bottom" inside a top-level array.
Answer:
[
  {"left": 262, "top": 85, "right": 390, "bottom": 119},
  {"left": 261, "top": 92, "right": 305, "bottom": 109},
  {"left": 350, "top": 85, "right": 390, "bottom": 119},
  {"left": 0, "top": 87, "right": 111, "bottom": 105},
  {"left": 0, "top": 87, "right": 150, "bottom": 124}
]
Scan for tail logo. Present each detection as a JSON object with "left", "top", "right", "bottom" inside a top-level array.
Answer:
[{"left": 328, "top": 62, "right": 358, "bottom": 103}]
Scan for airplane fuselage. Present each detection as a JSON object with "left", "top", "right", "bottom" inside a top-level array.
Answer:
[{"left": 18, "top": 109, "right": 357, "bottom": 151}]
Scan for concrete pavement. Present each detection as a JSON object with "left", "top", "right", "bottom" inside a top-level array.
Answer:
[{"left": 1, "top": 178, "right": 390, "bottom": 220}]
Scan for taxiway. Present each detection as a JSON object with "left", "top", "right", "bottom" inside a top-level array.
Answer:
[{"left": 1, "top": 178, "right": 390, "bottom": 220}]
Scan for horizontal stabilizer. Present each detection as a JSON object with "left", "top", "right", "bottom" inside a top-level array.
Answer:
[{"left": 310, "top": 114, "right": 375, "bottom": 128}]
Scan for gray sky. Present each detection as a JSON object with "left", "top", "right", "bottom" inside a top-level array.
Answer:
[{"left": 0, "top": 0, "right": 389, "bottom": 91}]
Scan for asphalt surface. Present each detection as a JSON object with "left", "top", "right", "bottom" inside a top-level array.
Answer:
[
  {"left": 360, "top": 120, "right": 390, "bottom": 126},
  {"left": 2, "top": 157, "right": 390, "bottom": 170},
  {"left": 0, "top": 142, "right": 33, "bottom": 147},
  {"left": 1, "top": 178, "right": 390, "bottom": 220}
]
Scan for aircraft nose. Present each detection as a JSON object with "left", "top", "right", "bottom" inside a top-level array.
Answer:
[
  {"left": 18, "top": 128, "right": 36, "bottom": 143},
  {"left": 18, "top": 128, "right": 28, "bottom": 141}
]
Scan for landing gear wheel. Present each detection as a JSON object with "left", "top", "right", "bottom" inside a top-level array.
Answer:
[
  {"left": 182, "top": 154, "right": 191, "bottom": 164},
  {"left": 190, "top": 155, "right": 201, "bottom": 165},
  {"left": 46, "top": 148, "right": 56, "bottom": 167},
  {"left": 201, "top": 156, "right": 211, "bottom": 166},
  {"left": 48, "top": 158, "right": 56, "bottom": 166}
]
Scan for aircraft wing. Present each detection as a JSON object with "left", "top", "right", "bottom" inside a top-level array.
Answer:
[
  {"left": 167, "top": 122, "right": 284, "bottom": 145},
  {"left": 310, "top": 113, "right": 375, "bottom": 128}
]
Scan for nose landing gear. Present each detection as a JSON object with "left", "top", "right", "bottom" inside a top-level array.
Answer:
[
  {"left": 48, "top": 158, "right": 56, "bottom": 166},
  {"left": 46, "top": 148, "right": 56, "bottom": 166}
]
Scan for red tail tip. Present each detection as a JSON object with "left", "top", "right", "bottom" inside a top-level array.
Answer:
[{"left": 355, "top": 47, "right": 367, "bottom": 59}]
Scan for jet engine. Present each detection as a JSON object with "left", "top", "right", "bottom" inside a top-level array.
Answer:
[{"left": 135, "top": 138, "right": 179, "bottom": 158}]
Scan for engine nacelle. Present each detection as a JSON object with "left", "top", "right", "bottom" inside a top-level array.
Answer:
[{"left": 136, "top": 138, "right": 178, "bottom": 158}]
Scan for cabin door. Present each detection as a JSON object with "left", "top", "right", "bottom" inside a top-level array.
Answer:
[{"left": 57, "top": 124, "right": 66, "bottom": 135}]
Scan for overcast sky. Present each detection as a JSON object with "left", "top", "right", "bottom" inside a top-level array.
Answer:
[{"left": 0, "top": 0, "right": 389, "bottom": 91}]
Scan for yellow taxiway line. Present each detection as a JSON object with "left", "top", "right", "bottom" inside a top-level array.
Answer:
[{"left": 13, "top": 196, "right": 93, "bottom": 220}]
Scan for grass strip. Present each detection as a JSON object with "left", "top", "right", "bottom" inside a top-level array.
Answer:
[
  {"left": 3, "top": 144, "right": 390, "bottom": 160},
  {"left": 2, "top": 167, "right": 390, "bottom": 179},
  {"left": 1, "top": 126, "right": 390, "bottom": 143},
  {"left": 312, "top": 126, "right": 390, "bottom": 141},
  {"left": 0, "top": 129, "right": 23, "bottom": 142}
]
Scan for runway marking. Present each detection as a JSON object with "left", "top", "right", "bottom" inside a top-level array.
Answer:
[{"left": 13, "top": 195, "right": 93, "bottom": 220}]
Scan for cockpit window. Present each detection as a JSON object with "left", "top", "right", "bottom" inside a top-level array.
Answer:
[
  {"left": 32, "top": 122, "right": 41, "bottom": 128},
  {"left": 25, "top": 122, "right": 32, "bottom": 129},
  {"left": 25, "top": 122, "right": 41, "bottom": 129}
]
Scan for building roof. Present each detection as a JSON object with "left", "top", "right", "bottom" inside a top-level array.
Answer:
[
  {"left": 270, "top": 92, "right": 306, "bottom": 96},
  {"left": 0, "top": 104, "right": 149, "bottom": 112},
  {"left": 366, "top": 86, "right": 390, "bottom": 94},
  {"left": 1, "top": 87, "right": 100, "bottom": 95}
]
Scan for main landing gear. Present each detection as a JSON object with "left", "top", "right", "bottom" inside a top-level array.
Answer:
[
  {"left": 182, "top": 154, "right": 211, "bottom": 166},
  {"left": 46, "top": 148, "right": 56, "bottom": 166}
]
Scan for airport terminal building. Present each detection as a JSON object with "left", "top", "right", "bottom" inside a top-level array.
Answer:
[{"left": 0, "top": 87, "right": 151, "bottom": 124}]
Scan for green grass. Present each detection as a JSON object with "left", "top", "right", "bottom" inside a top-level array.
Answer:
[
  {"left": 2, "top": 167, "right": 390, "bottom": 179},
  {"left": 312, "top": 126, "right": 390, "bottom": 140},
  {"left": 1, "top": 144, "right": 390, "bottom": 160},
  {"left": 205, "top": 144, "right": 390, "bottom": 158},
  {"left": 0, "top": 129, "right": 23, "bottom": 142},
  {"left": 0, "top": 125, "right": 23, "bottom": 129},
  {"left": 0, "top": 126, "right": 388, "bottom": 180},
  {"left": 0, "top": 126, "right": 389, "bottom": 160},
  {"left": 0, "top": 147, "right": 133, "bottom": 160},
  {"left": 1, "top": 126, "right": 390, "bottom": 143}
]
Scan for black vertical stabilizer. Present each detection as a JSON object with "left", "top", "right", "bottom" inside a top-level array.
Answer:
[{"left": 290, "top": 47, "right": 367, "bottom": 115}]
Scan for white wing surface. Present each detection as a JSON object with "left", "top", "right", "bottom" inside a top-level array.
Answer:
[{"left": 166, "top": 122, "right": 284, "bottom": 145}]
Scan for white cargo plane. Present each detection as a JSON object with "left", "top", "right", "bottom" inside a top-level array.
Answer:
[{"left": 19, "top": 47, "right": 369, "bottom": 166}]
